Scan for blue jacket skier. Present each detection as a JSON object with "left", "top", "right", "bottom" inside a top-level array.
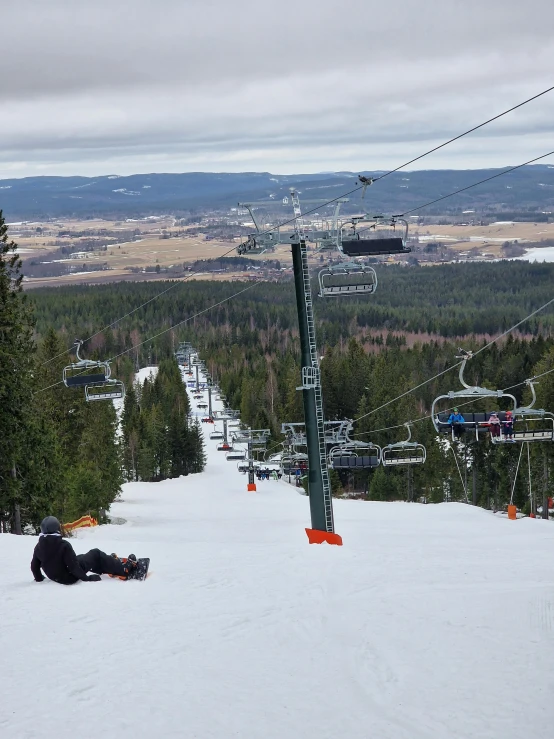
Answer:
[{"left": 447, "top": 408, "right": 465, "bottom": 437}]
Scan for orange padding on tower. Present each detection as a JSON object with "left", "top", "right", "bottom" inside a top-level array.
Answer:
[
  {"left": 305, "top": 528, "right": 343, "bottom": 546},
  {"left": 507, "top": 505, "right": 517, "bottom": 520},
  {"left": 247, "top": 483, "right": 257, "bottom": 492},
  {"left": 64, "top": 515, "right": 98, "bottom": 532}
]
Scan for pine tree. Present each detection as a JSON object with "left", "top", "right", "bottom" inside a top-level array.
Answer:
[
  {"left": 188, "top": 419, "right": 207, "bottom": 473},
  {"left": 0, "top": 211, "right": 35, "bottom": 533}
]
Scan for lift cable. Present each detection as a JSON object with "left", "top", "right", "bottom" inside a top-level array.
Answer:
[
  {"left": 373, "top": 84, "right": 554, "bottom": 183},
  {"left": 38, "top": 85, "right": 554, "bottom": 365},
  {"left": 227, "top": 86, "right": 554, "bottom": 241},
  {"left": 399, "top": 150, "right": 554, "bottom": 217},
  {"left": 353, "top": 364, "right": 554, "bottom": 440},
  {"left": 42, "top": 274, "right": 208, "bottom": 366},
  {"left": 501, "top": 365, "right": 554, "bottom": 393},
  {"left": 353, "top": 294, "right": 554, "bottom": 424},
  {"left": 35, "top": 282, "right": 258, "bottom": 395}
]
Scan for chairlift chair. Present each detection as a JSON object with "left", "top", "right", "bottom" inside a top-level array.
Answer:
[
  {"left": 63, "top": 340, "right": 109, "bottom": 387},
  {"left": 231, "top": 430, "right": 251, "bottom": 444},
  {"left": 197, "top": 402, "right": 208, "bottom": 410},
  {"left": 226, "top": 449, "right": 246, "bottom": 461},
  {"left": 280, "top": 452, "right": 308, "bottom": 475},
  {"left": 328, "top": 442, "right": 381, "bottom": 470},
  {"left": 490, "top": 380, "right": 554, "bottom": 444},
  {"left": 432, "top": 351, "right": 517, "bottom": 441},
  {"left": 209, "top": 430, "right": 224, "bottom": 440},
  {"left": 338, "top": 215, "right": 410, "bottom": 257},
  {"left": 318, "top": 262, "right": 378, "bottom": 298},
  {"left": 217, "top": 442, "right": 234, "bottom": 452},
  {"left": 86, "top": 380, "right": 125, "bottom": 402},
  {"left": 63, "top": 340, "right": 125, "bottom": 402},
  {"left": 382, "top": 424, "right": 426, "bottom": 466}
]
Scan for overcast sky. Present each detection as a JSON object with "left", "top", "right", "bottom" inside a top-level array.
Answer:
[{"left": 1, "top": 0, "right": 553, "bottom": 178}]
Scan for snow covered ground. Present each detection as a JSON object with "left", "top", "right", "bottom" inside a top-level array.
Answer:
[{"left": 1, "top": 368, "right": 554, "bottom": 738}]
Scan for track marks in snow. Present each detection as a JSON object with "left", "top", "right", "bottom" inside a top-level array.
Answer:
[{"left": 530, "top": 596, "right": 554, "bottom": 634}]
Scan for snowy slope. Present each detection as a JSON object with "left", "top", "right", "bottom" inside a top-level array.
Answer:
[{"left": 1, "top": 368, "right": 554, "bottom": 739}]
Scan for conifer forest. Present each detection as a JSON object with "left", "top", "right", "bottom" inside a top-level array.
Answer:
[{"left": 3, "top": 209, "right": 554, "bottom": 532}]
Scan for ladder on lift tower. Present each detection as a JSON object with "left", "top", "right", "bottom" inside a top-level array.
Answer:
[{"left": 291, "top": 190, "right": 334, "bottom": 533}]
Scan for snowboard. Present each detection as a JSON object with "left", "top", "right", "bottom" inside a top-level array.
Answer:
[
  {"left": 130, "top": 557, "right": 150, "bottom": 581},
  {"left": 109, "top": 556, "right": 150, "bottom": 581}
]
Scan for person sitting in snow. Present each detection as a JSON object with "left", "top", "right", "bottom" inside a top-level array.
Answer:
[{"left": 31, "top": 516, "right": 137, "bottom": 585}]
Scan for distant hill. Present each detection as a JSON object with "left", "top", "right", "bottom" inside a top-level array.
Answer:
[{"left": 1, "top": 166, "right": 553, "bottom": 220}]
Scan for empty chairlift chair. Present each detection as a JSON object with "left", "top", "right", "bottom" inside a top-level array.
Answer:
[
  {"left": 209, "top": 430, "right": 225, "bottom": 440},
  {"left": 226, "top": 449, "right": 246, "bottom": 461},
  {"left": 63, "top": 340, "right": 125, "bottom": 402},
  {"left": 85, "top": 377, "right": 125, "bottom": 402},
  {"left": 318, "top": 262, "right": 378, "bottom": 297},
  {"left": 338, "top": 216, "right": 411, "bottom": 258},
  {"left": 328, "top": 442, "right": 381, "bottom": 470},
  {"left": 382, "top": 424, "right": 426, "bottom": 467}
]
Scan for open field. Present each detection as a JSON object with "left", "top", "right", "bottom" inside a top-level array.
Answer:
[
  {"left": 415, "top": 220, "right": 554, "bottom": 256},
  {"left": 10, "top": 216, "right": 554, "bottom": 288}
]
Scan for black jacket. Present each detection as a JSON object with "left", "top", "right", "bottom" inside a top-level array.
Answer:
[{"left": 31, "top": 535, "right": 90, "bottom": 585}]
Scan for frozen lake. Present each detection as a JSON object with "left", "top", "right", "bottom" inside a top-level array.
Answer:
[{"left": 519, "top": 246, "right": 554, "bottom": 263}]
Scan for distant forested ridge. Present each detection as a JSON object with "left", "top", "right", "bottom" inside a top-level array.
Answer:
[
  {"left": 1, "top": 165, "right": 554, "bottom": 219},
  {"left": 29, "top": 261, "right": 554, "bottom": 356}
]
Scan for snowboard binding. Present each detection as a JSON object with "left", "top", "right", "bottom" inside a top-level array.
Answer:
[{"left": 109, "top": 554, "right": 150, "bottom": 581}]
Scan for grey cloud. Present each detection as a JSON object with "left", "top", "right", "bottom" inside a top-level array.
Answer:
[{"left": 1, "top": 0, "right": 554, "bottom": 177}]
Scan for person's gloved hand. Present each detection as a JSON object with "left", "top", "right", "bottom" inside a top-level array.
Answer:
[{"left": 87, "top": 574, "right": 102, "bottom": 582}]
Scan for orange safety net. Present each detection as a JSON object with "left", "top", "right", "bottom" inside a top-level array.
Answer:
[{"left": 64, "top": 515, "right": 98, "bottom": 532}]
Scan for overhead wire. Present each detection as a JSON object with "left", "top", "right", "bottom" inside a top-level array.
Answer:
[
  {"left": 399, "top": 150, "right": 554, "bottom": 217},
  {"left": 353, "top": 294, "right": 554, "bottom": 425},
  {"left": 372, "top": 85, "right": 554, "bottom": 183},
  {"left": 351, "top": 395, "right": 488, "bottom": 438},
  {"left": 353, "top": 362, "right": 554, "bottom": 440},
  {"left": 228, "top": 85, "right": 554, "bottom": 239},
  {"left": 38, "top": 85, "right": 554, "bottom": 366},
  {"left": 35, "top": 282, "right": 258, "bottom": 395},
  {"left": 42, "top": 274, "right": 207, "bottom": 366}
]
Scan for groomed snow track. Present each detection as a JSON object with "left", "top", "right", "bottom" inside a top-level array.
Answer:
[{"left": 1, "top": 366, "right": 553, "bottom": 739}]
